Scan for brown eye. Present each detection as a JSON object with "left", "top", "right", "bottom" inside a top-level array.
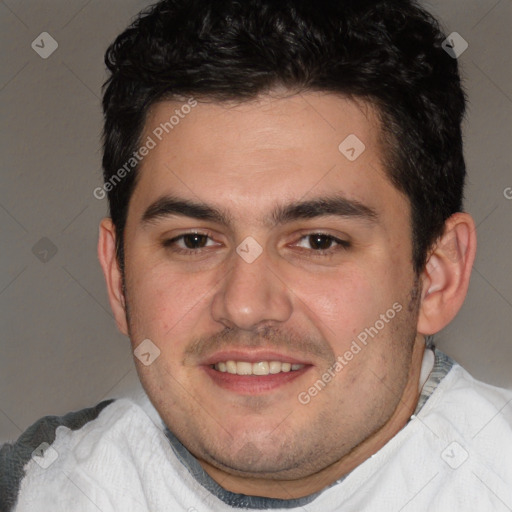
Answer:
[
  {"left": 308, "top": 234, "right": 335, "bottom": 250},
  {"left": 181, "top": 233, "right": 209, "bottom": 249},
  {"left": 295, "top": 233, "right": 350, "bottom": 252},
  {"left": 163, "top": 232, "right": 218, "bottom": 252}
]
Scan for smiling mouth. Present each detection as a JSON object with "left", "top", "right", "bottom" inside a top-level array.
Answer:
[{"left": 211, "top": 360, "right": 306, "bottom": 376}]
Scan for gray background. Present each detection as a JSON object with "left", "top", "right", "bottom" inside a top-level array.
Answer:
[{"left": 0, "top": 0, "right": 511, "bottom": 443}]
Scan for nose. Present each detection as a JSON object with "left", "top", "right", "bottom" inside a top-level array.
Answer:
[{"left": 211, "top": 246, "right": 293, "bottom": 331}]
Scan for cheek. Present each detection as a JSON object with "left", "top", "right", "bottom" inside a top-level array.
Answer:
[
  {"left": 125, "top": 262, "right": 213, "bottom": 341},
  {"left": 291, "top": 267, "right": 377, "bottom": 340},
  {"left": 289, "top": 260, "right": 407, "bottom": 358}
]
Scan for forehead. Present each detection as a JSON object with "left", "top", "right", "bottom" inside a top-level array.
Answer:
[{"left": 131, "top": 92, "right": 407, "bottom": 226}]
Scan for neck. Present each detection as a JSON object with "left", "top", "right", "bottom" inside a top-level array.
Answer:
[{"left": 199, "top": 338, "right": 426, "bottom": 500}]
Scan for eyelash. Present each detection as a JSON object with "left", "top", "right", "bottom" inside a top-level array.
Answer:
[
  {"left": 294, "top": 232, "right": 351, "bottom": 256},
  {"left": 162, "top": 232, "right": 218, "bottom": 256},
  {"left": 162, "top": 232, "right": 351, "bottom": 256}
]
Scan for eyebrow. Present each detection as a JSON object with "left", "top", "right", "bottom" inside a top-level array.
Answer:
[
  {"left": 270, "top": 196, "right": 378, "bottom": 225},
  {"left": 142, "top": 196, "right": 232, "bottom": 226},
  {"left": 141, "top": 194, "right": 378, "bottom": 227}
]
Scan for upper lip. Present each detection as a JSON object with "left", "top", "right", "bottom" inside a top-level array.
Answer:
[{"left": 200, "top": 350, "right": 311, "bottom": 366}]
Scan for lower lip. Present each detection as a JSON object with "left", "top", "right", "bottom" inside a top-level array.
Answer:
[{"left": 203, "top": 365, "right": 311, "bottom": 394}]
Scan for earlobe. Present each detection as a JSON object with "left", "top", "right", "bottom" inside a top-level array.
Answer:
[
  {"left": 97, "top": 218, "right": 129, "bottom": 335},
  {"left": 417, "top": 213, "right": 477, "bottom": 335}
]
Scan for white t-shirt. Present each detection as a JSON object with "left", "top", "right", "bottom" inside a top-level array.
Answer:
[{"left": 2, "top": 350, "right": 511, "bottom": 511}]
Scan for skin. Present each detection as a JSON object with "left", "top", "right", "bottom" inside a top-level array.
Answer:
[{"left": 98, "top": 92, "right": 477, "bottom": 499}]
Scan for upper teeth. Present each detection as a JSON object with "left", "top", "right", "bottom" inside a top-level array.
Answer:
[{"left": 214, "top": 361, "right": 305, "bottom": 376}]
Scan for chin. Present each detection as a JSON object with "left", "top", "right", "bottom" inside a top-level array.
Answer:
[{"left": 207, "top": 450, "right": 304, "bottom": 479}]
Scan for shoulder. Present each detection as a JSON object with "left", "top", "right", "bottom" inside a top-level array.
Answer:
[
  {"left": 0, "top": 396, "right": 164, "bottom": 512},
  {"left": 415, "top": 360, "right": 512, "bottom": 507},
  {"left": 328, "top": 359, "right": 512, "bottom": 511},
  {"left": 422, "top": 359, "right": 512, "bottom": 431},
  {"left": 0, "top": 400, "right": 116, "bottom": 511}
]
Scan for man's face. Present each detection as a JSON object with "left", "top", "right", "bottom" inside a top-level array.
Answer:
[{"left": 121, "top": 92, "right": 422, "bottom": 479}]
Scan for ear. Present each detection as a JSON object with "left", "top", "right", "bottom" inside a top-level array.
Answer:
[
  {"left": 417, "top": 212, "right": 477, "bottom": 335},
  {"left": 98, "top": 218, "right": 129, "bottom": 336}
]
